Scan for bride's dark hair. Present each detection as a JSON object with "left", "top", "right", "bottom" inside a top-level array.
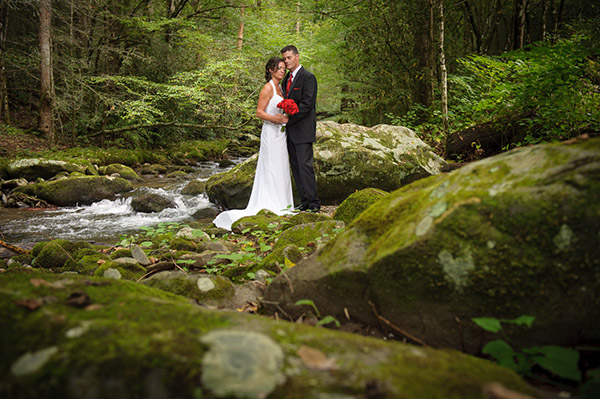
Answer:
[{"left": 265, "top": 57, "right": 283, "bottom": 82}]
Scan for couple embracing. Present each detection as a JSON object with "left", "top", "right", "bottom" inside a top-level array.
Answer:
[{"left": 213, "top": 45, "right": 320, "bottom": 230}]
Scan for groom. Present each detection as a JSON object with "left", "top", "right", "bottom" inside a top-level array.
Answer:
[{"left": 280, "top": 45, "right": 320, "bottom": 212}]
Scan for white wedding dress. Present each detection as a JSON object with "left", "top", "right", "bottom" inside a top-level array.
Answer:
[{"left": 212, "top": 80, "right": 294, "bottom": 230}]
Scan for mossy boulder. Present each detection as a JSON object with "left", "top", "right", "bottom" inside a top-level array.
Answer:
[
  {"left": 140, "top": 271, "right": 235, "bottom": 305},
  {"left": 206, "top": 153, "right": 258, "bottom": 209},
  {"left": 206, "top": 122, "right": 447, "bottom": 207},
  {"left": 15, "top": 176, "right": 133, "bottom": 207},
  {"left": 33, "top": 240, "right": 92, "bottom": 269},
  {"left": 62, "top": 252, "right": 109, "bottom": 276},
  {"left": 100, "top": 163, "right": 141, "bottom": 181},
  {"left": 333, "top": 187, "right": 388, "bottom": 224},
  {"left": 0, "top": 269, "right": 541, "bottom": 399},
  {"left": 94, "top": 260, "right": 146, "bottom": 280},
  {"left": 166, "top": 170, "right": 188, "bottom": 179},
  {"left": 130, "top": 193, "right": 176, "bottom": 213},
  {"left": 230, "top": 209, "right": 288, "bottom": 234},
  {"left": 181, "top": 180, "right": 205, "bottom": 195},
  {"left": 260, "top": 220, "right": 344, "bottom": 271},
  {"left": 6, "top": 158, "right": 86, "bottom": 181},
  {"left": 264, "top": 138, "right": 600, "bottom": 353}
]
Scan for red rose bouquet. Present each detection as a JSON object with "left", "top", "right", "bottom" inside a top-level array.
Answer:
[
  {"left": 277, "top": 99, "right": 298, "bottom": 132},
  {"left": 277, "top": 99, "right": 299, "bottom": 115}
]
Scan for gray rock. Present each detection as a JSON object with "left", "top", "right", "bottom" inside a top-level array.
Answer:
[
  {"left": 181, "top": 180, "right": 205, "bottom": 195},
  {"left": 7, "top": 159, "right": 86, "bottom": 181},
  {"left": 11, "top": 346, "right": 59, "bottom": 377},
  {"left": 206, "top": 122, "right": 448, "bottom": 207},
  {"left": 131, "top": 193, "right": 176, "bottom": 213},
  {"left": 14, "top": 176, "right": 133, "bottom": 207},
  {"left": 103, "top": 268, "right": 122, "bottom": 280},
  {"left": 112, "top": 257, "right": 140, "bottom": 265},
  {"left": 200, "top": 330, "right": 285, "bottom": 399},
  {"left": 131, "top": 246, "right": 151, "bottom": 266},
  {"left": 192, "top": 206, "right": 219, "bottom": 219}
]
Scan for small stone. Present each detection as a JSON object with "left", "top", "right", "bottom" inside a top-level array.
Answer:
[
  {"left": 255, "top": 270, "right": 269, "bottom": 283},
  {"left": 131, "top": 246, "right": 151, "bottom": 266},
  {"left": 11, "top": 346, "right": 59, "bottom": 376},
  {"left": 104, "top": 268, "right": 122, "bottom": 280},
  {"left": 197, "top": 277, "right": 215, "bottom": 292},
  {"left": 200, "top": 330, "right": 285, "bottom": 398}
]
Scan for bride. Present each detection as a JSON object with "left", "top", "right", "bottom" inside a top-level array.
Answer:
[{"left": 212, "top": 57, "right": 294, "bottom": 230}]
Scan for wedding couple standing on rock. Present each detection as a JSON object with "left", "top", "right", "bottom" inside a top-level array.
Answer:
[{"left": 213, "top": 45, "right": 320, "bottom": 230}]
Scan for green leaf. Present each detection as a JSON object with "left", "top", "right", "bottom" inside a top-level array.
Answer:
[
  {"left": 531, "top": 346, "right": 581, "bottom": 382},
  {"left": 472, "top": 317, "right": 502, "bottom": 333},
  {"left": 509, "top": 315, "right": 535, "bottom": 328},
  {"left": 316, "top": 315, "right": 340, "bottom": 328},
  {"left": 294, "top": 299, "right": 320, "bottom": 317},
  {"left": 482, "top": 340, "right": 521, "bottom": 373},
  {"left": 141, "top": 241, "right": 153, "bottom": 248}
]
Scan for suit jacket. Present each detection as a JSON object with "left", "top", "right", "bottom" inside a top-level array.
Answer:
[{"left": 282, "top": 66, "right": 317, "bottom": 144}]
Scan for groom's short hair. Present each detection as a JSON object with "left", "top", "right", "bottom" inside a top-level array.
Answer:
[{"left": 280, "top": 45, "right": 298, "bottom": 55}]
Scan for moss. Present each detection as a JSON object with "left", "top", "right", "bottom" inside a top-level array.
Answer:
[
  {"left": 166, "top": 170, "right": 188, "bottom": 178},
  {"left": 94, "top": 260, "right": 146, "bottom": 280},
  {"left": 110, "top": 249, "right": 133, "bottom": 259},
  {"left": 231, "top": 212, "right": 288, "bottom": 234},
  {"left": 33, "top": 239, "right": 79, "bottom": 269},
  {"left": 333, "top": 187, "right": 388, "bottom": 225},
  {"left": 102, "top": 164, "right": 141, "bottom": 181},
  {"left": 31, "top": 242, "right": 48, "bottom": 257},
  {"left": 10, "top": 253, "right": 34, "bottom": 265},
  {"left": 63, "top": 253, "right": 110, "bottom": 275},
  {"left": 169, "top": 238, "right": 198, "bottom": 252}
]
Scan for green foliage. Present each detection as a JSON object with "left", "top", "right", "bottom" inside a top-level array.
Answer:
[
  {"left": 472, "top": 316, "right": 583, "bottom": 386},
  {"left": 450, "top": 35, "right": 600, "bottom": 145},
  {"left": 294, "top": 299, "right": 341, "bottom": 328}
]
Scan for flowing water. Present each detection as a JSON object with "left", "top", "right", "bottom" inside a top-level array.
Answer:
[{"left": 0, "top": 160, "right": 238, "bottom": 247}]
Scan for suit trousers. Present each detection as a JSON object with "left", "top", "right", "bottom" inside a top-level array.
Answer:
[{"left": 286, "top": 139, "right": 320, "bottom": 208}]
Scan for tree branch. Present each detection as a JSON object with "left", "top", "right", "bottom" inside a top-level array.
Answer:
[{"left": 89, "top": 119, "right": 252, "bottom": 137}]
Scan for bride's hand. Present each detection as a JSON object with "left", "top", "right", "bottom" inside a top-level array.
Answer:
[{"left": 281, "top": 114, "right": 289, "bottom": 124}]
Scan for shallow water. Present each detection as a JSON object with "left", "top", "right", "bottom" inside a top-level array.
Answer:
[{"left": 0, "top": 160, "right": 237, "bottom": 247}]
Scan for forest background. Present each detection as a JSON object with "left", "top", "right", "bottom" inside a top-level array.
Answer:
[{"left": 0, "top": 0, "right": 599, "bottom": 156}]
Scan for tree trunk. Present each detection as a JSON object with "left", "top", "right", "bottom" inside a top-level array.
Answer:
[
  {"left": 295, "top": 1, "right": 300, "bottom": 34},
  {"left": 438, "top": 0, "right": 448, "bottom": 135},
  {"left": 0, "top": 0, "right": 9, "bottom": 123},
  {"left": 39, "top": 0, "right": 54, "bottom": 145},
  {"left": 519, "top": 0, "right": 527, "bottom": 49},
  {"left": 429, "top": 0, "right": 435, "bottom": 104},
  {"left": 237, "top": 2, "right": 245, "bottom": 50}
]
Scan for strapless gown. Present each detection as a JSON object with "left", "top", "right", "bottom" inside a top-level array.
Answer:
[{"left": 212, "top": 80, "right": 294, "bottom": 230}]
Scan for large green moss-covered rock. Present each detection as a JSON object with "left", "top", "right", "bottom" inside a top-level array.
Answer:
[
  {"left": 6, "top": 159, "right": 87, "bottom": 181},
  {"left": 33, "top": 240, "right": 92, "bottom": 269},
  {"left": 100, "top": 163, "right": 141, "bottom": 181},
  {"left": 15, "top": 176, "right": 132, "bottom": 206},
  {"left": 206, "top": 153, "right": 258, "bottom": 209},
  {"left": 264, "top": 138, "right": 600, "bottom": 353},
  {"left": 206, "top": 122, "right": 447, "bottom": 207},
  {"left": 0, "top": 270, "right": 541, "bottom": 399},
  {"left": 333, "top": 187, "right": 388, "bottom": 224}
]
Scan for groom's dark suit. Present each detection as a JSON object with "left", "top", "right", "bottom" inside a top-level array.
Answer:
[{"left": 282, "top": 66, "right": 320, "bottom": 210}]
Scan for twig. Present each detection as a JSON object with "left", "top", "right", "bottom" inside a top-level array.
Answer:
[{"left": 368, "top": 300, "right": 427, "bottom": 347}]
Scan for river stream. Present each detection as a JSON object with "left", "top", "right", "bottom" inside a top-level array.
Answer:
[{"left": 0, "top": 160, "right": 237, "bottom": 247}]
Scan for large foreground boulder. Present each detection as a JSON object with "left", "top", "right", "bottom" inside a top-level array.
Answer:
[
  {"left": 0, "top": 270, "right": 541, "bottom": 399},
  {"left": 263, "top": 138, "right": 600, "bottom": 353},
  {"left": 15, "top": 176, "right": 133, "bottom": 206},
  {"left": 206, "top": 122, "right": 447, "bottom": 208},
  {"left": 6, "top": 158, "right": 90, "bottom": 181}
]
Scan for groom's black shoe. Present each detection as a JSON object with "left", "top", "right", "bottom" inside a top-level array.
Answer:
[
  {"left": 295, "top": 204, "right": 308, "bottom": 211},
  {"left": 306, "top": 205, "right": 321, "bottom": 213}
]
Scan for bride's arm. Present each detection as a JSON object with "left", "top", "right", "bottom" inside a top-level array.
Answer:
[{"left": 256, "top": 84, "right": 288, "bottom": 124}]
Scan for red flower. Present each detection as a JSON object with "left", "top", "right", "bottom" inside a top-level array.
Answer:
[{"left": 277, "top": 99, "right": 299, "bottom": 115}]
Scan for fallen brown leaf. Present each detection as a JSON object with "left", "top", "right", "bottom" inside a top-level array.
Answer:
[{"left": 297, "top": 345, "right": 337, "bottom": 370}]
